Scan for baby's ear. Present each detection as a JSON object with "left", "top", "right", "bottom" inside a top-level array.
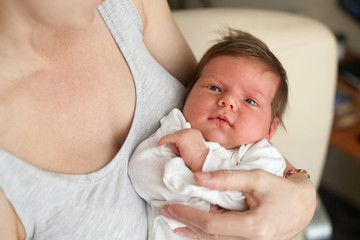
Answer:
[{"left": 266, "top": 117, "right": 280, "bottom": 140}]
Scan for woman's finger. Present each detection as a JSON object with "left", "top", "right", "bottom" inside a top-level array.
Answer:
[
  {"left": 175, "top": 226, "right": 247, "bottom": 240},
  {"left": 162, "top": 168, "right": 315, "bottom": 240},
  {"left": 194, "top": 169, "right": 272, "bottom": 192},
  {"left": 173, "top": 227, "right": 198, "bottom": 239},
  {"left": 162, "top": 204, "right": 262, "bottom": 238}
]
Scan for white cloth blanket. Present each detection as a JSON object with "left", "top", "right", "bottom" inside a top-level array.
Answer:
[{"left": 129, "top": 108, "right": 285, "bottom": 240}]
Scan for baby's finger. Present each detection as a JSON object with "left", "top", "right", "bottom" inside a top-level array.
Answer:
[{"left": 157, "top": 133, "right": 177, "bottom": 146}]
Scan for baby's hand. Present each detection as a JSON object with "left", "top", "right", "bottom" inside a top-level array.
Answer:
[{"left": 158, "top": 129, "right": 208, "bottom": 172}]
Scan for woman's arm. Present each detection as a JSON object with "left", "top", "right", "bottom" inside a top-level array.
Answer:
[
  {"left": 134, "top": 0, "right": 197, "bottom": 86},
  {"left": 0, "top": 190, "right": 23, "bottom": 240},
  {"left": 162, "top": 162, "right": 316, "bottom": 239}
]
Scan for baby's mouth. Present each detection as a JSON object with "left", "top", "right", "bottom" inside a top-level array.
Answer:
[{"left": 208, "top": 115, "right": 231, "bottom": 126}]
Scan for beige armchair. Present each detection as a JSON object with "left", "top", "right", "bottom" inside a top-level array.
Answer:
[{"left": 172, "top": 8, "right": 337, "bottom": 240}]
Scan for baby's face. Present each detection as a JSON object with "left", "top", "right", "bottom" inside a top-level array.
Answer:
[{"left": 183, "top": 55, "right": 280, "bottom": 149}]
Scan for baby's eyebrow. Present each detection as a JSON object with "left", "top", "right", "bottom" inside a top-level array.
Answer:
[
  {"left": 246, "top": 91, "right": 269, "bottom": 105},
  {"left": 202, "top": 73, "right": 225, "bottom": 82},
  {"left": 242, "top": 86, "right": 264, "bottom": 97}
]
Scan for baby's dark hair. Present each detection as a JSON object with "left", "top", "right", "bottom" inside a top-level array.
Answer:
[{"left": 188, "top": 29, "right": 288, "bottom": 126}]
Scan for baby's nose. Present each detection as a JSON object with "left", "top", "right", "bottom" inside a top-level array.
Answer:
[{"left": 218, "top": 95, "right": 237, "bottom": 111}]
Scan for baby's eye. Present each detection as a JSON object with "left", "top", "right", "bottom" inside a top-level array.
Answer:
[
  {"left": 208, "top": 86, "right": 221, "bottom": 92},
  {"left": 245, "top": 98, "right": 257, "bottom": 106}
]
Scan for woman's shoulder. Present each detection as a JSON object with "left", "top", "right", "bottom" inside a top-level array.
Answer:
[
  {"left": 132, "top": 0, "right": 167, "bottom": 27},
  {"left": 133, "top": 0, "right": 197, "bottom": 85}
]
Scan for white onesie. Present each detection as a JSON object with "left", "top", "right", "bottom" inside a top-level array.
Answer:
[{"left": 129, "top": 108, "right": 285, "bottom": 240}]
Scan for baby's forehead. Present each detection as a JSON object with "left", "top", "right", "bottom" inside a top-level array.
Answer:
[
  {"left": 205, "top": 55, "right": 279, "bottom": 78},
  {"left": 207, "top": 54, "right": 272, "bottom": 70}
]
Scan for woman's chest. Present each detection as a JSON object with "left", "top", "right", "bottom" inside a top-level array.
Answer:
[{"left": 0, "top": 27, "right": 136, "bottom": 173}]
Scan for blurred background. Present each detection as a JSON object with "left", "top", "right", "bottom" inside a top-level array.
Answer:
[{"left": 169, "top": 1, "right": 360, "bottom": 239}]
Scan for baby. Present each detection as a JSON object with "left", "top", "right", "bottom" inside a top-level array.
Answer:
[{"left": 129, "top": 29, "right": 288, "bottom": 240}]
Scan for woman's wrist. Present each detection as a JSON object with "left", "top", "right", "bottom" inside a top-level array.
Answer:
[
  {"left": 283, "top": 158, "right": 317, "bottom": 234},
  {"left": 286, "top": 168, "right": 317, "bottom": 230},
  {"left": 284, "top": 169, "right": 310, "bottom": 179}
]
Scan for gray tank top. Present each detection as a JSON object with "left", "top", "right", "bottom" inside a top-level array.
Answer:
[{"left": 0, "top": 0, "right": 186, "bottom": 239}]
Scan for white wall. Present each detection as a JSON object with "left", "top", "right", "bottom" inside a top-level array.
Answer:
[{"left": 177, "top": 0, "right": 360, "bottom": 55}]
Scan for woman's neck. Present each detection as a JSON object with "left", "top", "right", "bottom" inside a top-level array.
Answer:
[
  {"left": 0, "top": 2, "right": 58, "bottom": 58},
  {"left": 0, "top": 5, "right": 94, "bottom": 82}
]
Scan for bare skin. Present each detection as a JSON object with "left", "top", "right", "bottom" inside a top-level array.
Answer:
[
  {"left": 162, "top": 162, "right": 316, "bottom": 240},
  {"left": 0, "top": 0, "right": 196, "bottom": 238},
  {"left": 0, "top": 0, "right": 315, "bottom": 239}
]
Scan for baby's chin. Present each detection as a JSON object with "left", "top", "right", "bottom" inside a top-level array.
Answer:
[{"left": 203, "top": 133, "right": 240, "bottom": 150}]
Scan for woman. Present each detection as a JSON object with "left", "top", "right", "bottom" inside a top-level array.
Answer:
[{"left": 0, "top": 0, "right": 315, "bottom": 239}]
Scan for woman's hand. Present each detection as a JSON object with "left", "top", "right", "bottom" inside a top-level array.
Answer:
[{"left": 161, "top": 169, "right": 316, "bottom": 239}]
